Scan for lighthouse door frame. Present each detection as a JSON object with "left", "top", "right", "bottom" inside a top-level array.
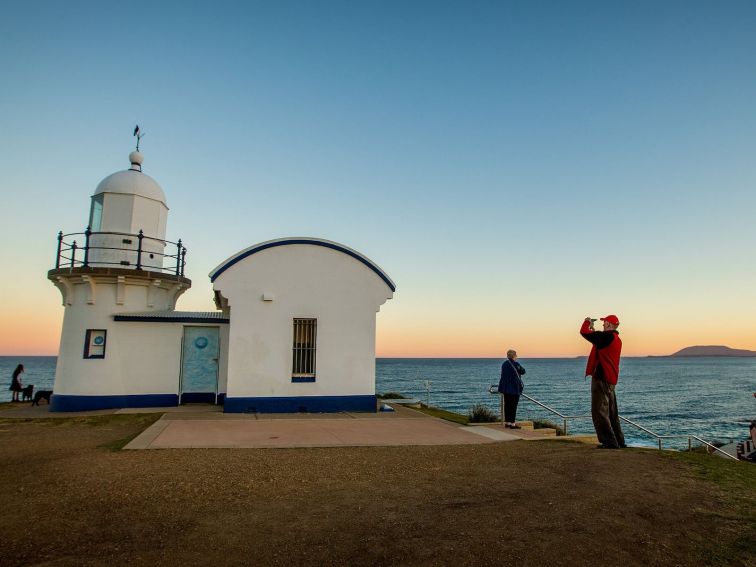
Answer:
[{"left": 179, "top": 325, "right": 221, "bottom": 404}]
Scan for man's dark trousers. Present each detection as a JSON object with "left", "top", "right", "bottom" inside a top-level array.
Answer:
[{"left": 591, "top": 377, "right": 625, "bottom": 448}]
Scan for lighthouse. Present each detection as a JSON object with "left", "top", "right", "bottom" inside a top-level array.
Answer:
[
  {"left": 48, "top": 147, "right": 192, "bottom": 411},
  {"left": 45, "top": 131, "right": 395, "bottom": 413}
]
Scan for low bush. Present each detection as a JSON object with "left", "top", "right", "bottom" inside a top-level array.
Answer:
[
  {"left": 415, "top": 404, "right": 469, "bottom": 425},
  {"left": 378, "top": 392, "right": 406, "bottom": 399},
  {"left": 532, "top": 418, "right": 566, "bottom": 436},
  {"left": 468, "top": 404, "right": 499, "bottom": 423}
]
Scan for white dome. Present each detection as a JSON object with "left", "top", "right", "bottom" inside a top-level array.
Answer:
[{"left": 94, "top": 153, "right": 167, "bottom": 206}]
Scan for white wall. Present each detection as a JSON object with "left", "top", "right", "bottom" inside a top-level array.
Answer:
[
  {"left": 218, "top": 323, "right": 230, "bottom": 393},
  {"left": 89, "top": 193, "right": 168, "bottom": 270},
  {"left": 52, "top": 275, "right": 189, "bottom": 397},
  {"left": 213, "top": 244, "right": 393, "bottom": 399}
]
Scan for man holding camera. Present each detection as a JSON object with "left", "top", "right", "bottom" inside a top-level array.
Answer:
[{"left": 580, "top": 315, "right": 626, "bottom": 449}]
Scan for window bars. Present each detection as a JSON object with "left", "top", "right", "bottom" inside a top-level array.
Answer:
[{"left": 292, "top": 318, "right": 317, "bottom": 379}]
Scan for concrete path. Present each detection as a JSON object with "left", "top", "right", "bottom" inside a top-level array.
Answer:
[
  {"left": 2, "top": 402, "right": 570, "bottom": 449},
  {"left": 125, "top": 415, "right": 522, "bottom": 449}
]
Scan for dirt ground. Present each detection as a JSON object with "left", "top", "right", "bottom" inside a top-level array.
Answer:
[{"left": 0, "top": 414, "right": 753, "bottom": 566}]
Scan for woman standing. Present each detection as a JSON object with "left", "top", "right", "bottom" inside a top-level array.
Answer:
[
  {"left": 497, "top": 350, "right": 525, "bottom": 428},
  {"left": 9, "top": 364, "right": 24, "bottom": 402}
]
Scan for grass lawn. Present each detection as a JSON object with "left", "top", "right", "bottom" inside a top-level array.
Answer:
[{"left": 0, "top": 413, "right": 753, "bottom": 566}]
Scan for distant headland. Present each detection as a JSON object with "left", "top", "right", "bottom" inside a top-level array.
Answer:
[{"left": 668, "top": 345, "right": 756, "bottom": 357}]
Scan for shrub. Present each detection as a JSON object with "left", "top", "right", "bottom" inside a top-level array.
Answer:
[
  {"left": 378, "top": 392, "right": 406, "bottom": 399},
  {"left": 468, "top": 404, "right": 499, "bottom": 423},
  {"left": 415, "top": 405, "right": 469, "bottom": 425},
  {"left": 532, "top": 419, "right": 566, "bottom": 436}
]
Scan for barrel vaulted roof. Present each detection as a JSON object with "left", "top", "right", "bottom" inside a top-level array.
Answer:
[{"left": 209, "top": 237, "right": 396, "bottom": 292}]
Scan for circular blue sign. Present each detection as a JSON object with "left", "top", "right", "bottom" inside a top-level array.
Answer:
[
  {"left": 194, "top": 337, "right": 208, "bottom": 349},
  {"left": 93, "top": 336, "right": 104, "bottom": 345}
]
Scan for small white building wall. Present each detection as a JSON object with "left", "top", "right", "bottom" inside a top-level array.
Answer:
[
  {"left": 218, "top": 323, "right": 230, "bottom": 394},
  {"left": 213, "top": 244, "right": 393, "bottom": 401},
  {"left": 108, "top": 322, "right": 181, "bottom": 396}
]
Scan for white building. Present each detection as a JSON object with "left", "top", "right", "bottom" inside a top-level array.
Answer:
[
  {"left": 212, "top": 239, "right": 394, "bottom": 412},
  {"left": 48, "top": 148, "right": 395, "bottom": 413}
]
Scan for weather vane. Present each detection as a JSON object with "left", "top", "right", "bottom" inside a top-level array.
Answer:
[{"left": 133, "top": 125, "right": 145, "bottom": 151}]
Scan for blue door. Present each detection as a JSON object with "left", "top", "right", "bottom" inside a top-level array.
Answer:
[{"left": 180, "top": 326, "right": 220, "bottom": 404}]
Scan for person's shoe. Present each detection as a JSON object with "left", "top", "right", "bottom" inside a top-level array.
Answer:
[
  {"left": 597, "top": 444, "right": 619, "bottom": 449},
  {"left": 510, "top": 424, "right": 521, "bottom": 430},
  {"left": 619, "top": 444, "right": 628, "bottom": 449}
]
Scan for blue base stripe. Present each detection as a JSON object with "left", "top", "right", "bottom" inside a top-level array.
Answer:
[
  {"left": 223, "top": 395, "right": 377, "bottom": 413},
  {"left": 50, "top": 394, "right": 179, "bottom": 412}
]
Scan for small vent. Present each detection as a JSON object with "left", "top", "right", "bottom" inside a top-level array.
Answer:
[
  {"left": 120, "top": 261, "right": 130, "bottom": 266},
  {"left": 122, "top": 238, "right": 132, "bottom": 244}
]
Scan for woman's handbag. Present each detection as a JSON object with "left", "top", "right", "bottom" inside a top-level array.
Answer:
[{"left": 507, "top": 360, "right": 524, "bottom": 394}]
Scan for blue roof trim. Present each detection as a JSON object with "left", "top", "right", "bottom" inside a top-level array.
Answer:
[
  {"left": 114, "top": 315, "right": 229, "bottom": 323},
  {"left": 210, "top": 239, "right": 396, "bottom": 292}
]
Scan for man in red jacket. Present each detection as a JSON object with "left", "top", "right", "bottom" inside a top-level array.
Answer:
[{"left": 580, "top": 315, "right": 626, "bottom": 449}]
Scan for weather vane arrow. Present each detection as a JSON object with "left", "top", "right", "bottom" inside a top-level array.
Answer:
[{"left": 133, "top": 125, "right": 145, "bottom": 151}]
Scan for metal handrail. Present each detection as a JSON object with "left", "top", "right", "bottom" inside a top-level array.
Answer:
[
  {"left": 488, "top": 386, "right": 739, "bottom": 461},
  {"left": 488, "top": 385, "right": 592, "bottom": 434},
  {"left": 53, "top": 228, "right": 187, "bottom": 276}
]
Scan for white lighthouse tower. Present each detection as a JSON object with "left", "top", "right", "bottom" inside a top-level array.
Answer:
[{"left": 48, "top": 146, "right": 192, "bottom": 411}]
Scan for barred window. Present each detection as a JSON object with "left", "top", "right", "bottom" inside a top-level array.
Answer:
[{"left": 292, "top": 318, "right": 317, "bottom": 380}]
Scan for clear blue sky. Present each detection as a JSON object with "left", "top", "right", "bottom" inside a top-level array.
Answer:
[{"left": 2, "top": 1, "right": 756, "bottom": 356}]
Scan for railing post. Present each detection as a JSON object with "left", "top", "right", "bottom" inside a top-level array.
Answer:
[
  {"left": 563, "top": 418, "right": 568, "bottom": 436},
  {"left": 71, "top": 240, "right": 77, "bottom": 268},
  {"left": 181, "top": 246, "right": 186, "bottom": 276},
  {"left": 175, "top": 239, "right": 182, "bottom": 275},
  {"left": 658, "top": 438, "right": 663, "bottom": 451},
  {"left": 83, "top": 226, "right": 91, "bottom": 267},
  {"left": 55, "top": 231, "right": 63, "bottom": 269},
  {"left": 688, "top": 437, "right": 692, "bottom": 452},
  {"left": 136, "top": 230, "right": 144, "bottom": 270}
]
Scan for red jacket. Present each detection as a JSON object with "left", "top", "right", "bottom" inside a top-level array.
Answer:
[{"left": 580, "top": 320, "right": 622, "bottom": 385}]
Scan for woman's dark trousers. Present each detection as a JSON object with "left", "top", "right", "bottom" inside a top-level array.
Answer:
[{"left": 503, "top": 394, "right": 520, "bottom": 423}]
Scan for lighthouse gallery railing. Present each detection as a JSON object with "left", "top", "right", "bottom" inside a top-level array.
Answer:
[{"left": 54, "top": 227, "right": 187, "bottom": 276}]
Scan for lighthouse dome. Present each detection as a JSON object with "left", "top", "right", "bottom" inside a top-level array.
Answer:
[{"left": 94, "top": 151, "right": 167, "bottom": 206}]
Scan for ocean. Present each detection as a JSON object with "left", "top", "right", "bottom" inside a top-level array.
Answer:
[
  {"left": 376, "top": 357, "right": 756, "bottom": 449},
  {"left": 2, "top": 356, "right": 754, "bottom": 448}
]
